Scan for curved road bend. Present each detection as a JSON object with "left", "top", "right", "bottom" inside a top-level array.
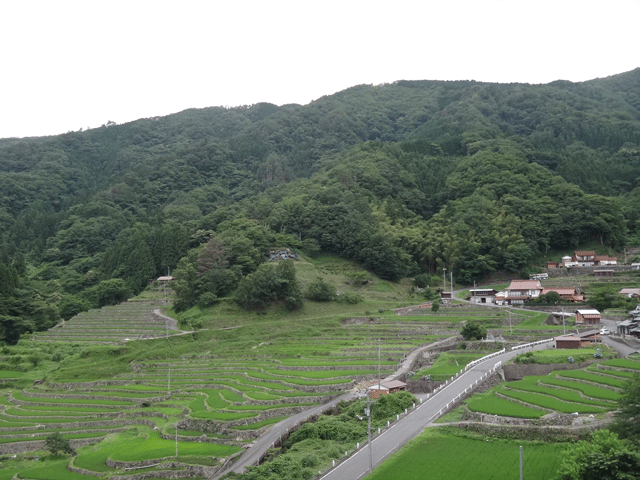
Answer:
[
  {"left": 319, "top": 342, "right": 553, "bottom": 480},
  {"left": 214, "top": 390, "right": 358, "bottom": 479}
]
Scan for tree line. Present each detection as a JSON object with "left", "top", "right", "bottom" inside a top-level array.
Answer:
[{"left": 2, "top": 69, "right": 640, "bottom": 341}]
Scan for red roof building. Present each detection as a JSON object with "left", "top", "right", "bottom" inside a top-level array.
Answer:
[
  {"left": 504, "top": 280, "right": 542, "bottom": 305},
  {"left": 540, "top": 288, "right": 584, "bottom": 303}
]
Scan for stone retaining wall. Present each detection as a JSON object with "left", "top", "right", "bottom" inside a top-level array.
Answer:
[
  {"left": 0, "top": 436, "right": 103, "bottom": 455},
  {"left": 0, "top": 418, "right": 158, "bottom": 433},
  {"left": 453, "top": 420, "right": 605, "bottom": 440}
]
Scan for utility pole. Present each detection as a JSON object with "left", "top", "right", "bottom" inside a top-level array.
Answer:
[
  {"left": 450, "top": 271, "right": 453, "bottom": 293},
  {"left": 377, "top": 339, "right": 381, "bottom": 392},
  {"left": 509, "top": 306, "right": 512, "bottom": 335},
  {"left": 519, "top": 445, "right": 523, "bottom": 480},
  {"left": 562, "top": 306, "right": 566, "bottom": 335},
  {"left": 443, "top": 268, "right": 447, "bottom": 293},
  {"left": 365, "top": 394, "right": 373, "bottom": 474}
]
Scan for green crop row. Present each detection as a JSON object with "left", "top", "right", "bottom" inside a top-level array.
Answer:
[
  {"left": 586, "top": 365, "right": 637, "bottom": 378},
  {"left": 554, "top": 370, "right": 627, "bottom": 388},
  {"left": 540, "top": 377, "right": 620, "bottom": 401},
  {"left": 505, "top": 382, "right": 614, "bottom": 407},
  {"left": 599, "top": 358, "right": 640, "bottom": 370},
  {"left": 466, "top": 393, "right": 546, "bottom": 418},
  {"left": 12, "top": 391, "right": 134, "bottom": 406},
  {"left": 499, "top": 389, "right": 607, "bottom": 414}
]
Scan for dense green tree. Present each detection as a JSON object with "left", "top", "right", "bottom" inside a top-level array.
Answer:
[
  {"left": 84, "top": 279, "right": 132, "bottom": 308},
  {"left": 554, "top": 430, "right": 640, "bottom": 480},
  {"left": 102, "top": 226, "right": 155, "bottom": 293},
  {"left": 461, "top": 321, "right": 486, "bottom": 340},
  {"left": 305, "top": 277, "right": 336, "bottom": 302},
  {"left": 235, "top": 260, "right": 303, "bottom": 310},
  {"left": 609, "top": 374, "right": 640, "bottom": 443},
  {"left": 45, "top": 432, "right": 74, "bottom": 456}
]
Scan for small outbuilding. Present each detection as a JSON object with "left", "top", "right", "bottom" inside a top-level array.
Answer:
[
  {"left": 575, "top": 309, "right": 601, "bottom": 326},
  {"left": 555, "top": 329, "right": 601, "bottom": 349},
  {"left": 440, "top": 292, "right": 452, "bottom": 304},
  {"left": 555, "top": 334, "right": 581, "bottom": 349},
  {"left": 594, "top": 269, "right": 614, "bottom": 277},
  {"left": 367, "top": 379, "right": 407, "bottom": 399},
  {"left": 619, "top": 288, "right": 640, "bottom": 298},
  {"left": 368, "top": 384, "right": 389, "bottom": 399}
]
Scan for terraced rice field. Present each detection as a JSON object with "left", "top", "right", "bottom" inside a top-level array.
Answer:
[
  {"left": 467, "top": 357, "right": 640, "bottom": 418},
  {"left": 32, "top": 300, "right": 180, "bottom": 344},
  {"left": 0, "top": 302, "right": 561, "bottom": 477}
]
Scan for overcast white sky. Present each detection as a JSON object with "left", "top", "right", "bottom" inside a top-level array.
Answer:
[{"left": 1, "top": 0, "right": 638, "bottom": 139}]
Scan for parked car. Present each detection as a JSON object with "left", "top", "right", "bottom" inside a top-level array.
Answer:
[{"left": 599, "top": 328, "right": 611, "bottom": 335}]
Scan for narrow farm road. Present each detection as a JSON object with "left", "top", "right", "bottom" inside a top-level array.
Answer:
[{"left": 213, "top": 390, "right": 358, "bottom": 479}]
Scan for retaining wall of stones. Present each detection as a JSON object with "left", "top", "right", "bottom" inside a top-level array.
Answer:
[
  {"left": 0, "top": 436, "right": 103, "bottom": 455},
  {"left": 453, "top": 420, "right": 606, "bottom": 440},
  {"left": 502, "top": 361, "right": 597, "bottom": 381}
]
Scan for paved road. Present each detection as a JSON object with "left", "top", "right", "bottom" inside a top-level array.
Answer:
[
  {"left": 319, "top": 342, "right": 554, "bottom": 480},
  {"left": 213, "top": 390, "right": 358, "bottom": 479}
]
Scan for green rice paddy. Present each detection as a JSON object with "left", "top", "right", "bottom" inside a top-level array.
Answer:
[{"left": 364, "top": 428, "right": 564, "bottom": 480}]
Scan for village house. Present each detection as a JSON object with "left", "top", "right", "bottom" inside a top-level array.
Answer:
[
  {"left": 560, "top": 251, "right": 617, "bottom": 268},
  {"left": 540, "top": 287, "right": 584, "bottom": 303},
  {"left": 503, "top": 279, "right": 542, "bottom": 305},
  {"left": 468, "top": 288, "right": 499, "bottom": 304},
  {"left": 575, "top": 309, "right": 601, "bottom": 326},
  {"left": 594, "top": 255, "right": 618, "bottom": 266},
  {"left": 618, "top": 318, "right": 640, "bottom": 336},
  {"left": 575, "top": 250, "right": 596, "bottom": 266}
]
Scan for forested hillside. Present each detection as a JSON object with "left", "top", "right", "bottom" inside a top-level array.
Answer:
[{"left": 2, "top": 68, "right": 640, "bottom": 343}]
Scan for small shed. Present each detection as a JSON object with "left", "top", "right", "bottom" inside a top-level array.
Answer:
[
  {"left": 382, "top": 380, "right": 407, "bottom": 393},
  {"left": 619, "top": 288, "right": 640, "bottom": 298},
  {"left": 368, "top": 385, "right": 389, "bottom": 400},
  {"left": 575, "top": 309, "right": 601, "bottom": 325},
  {"left": 578, "top": 329, "right": 602, "bottom": 345},
  {"left": 555, "top": 334, "right": 581, "bottom": 349},
  {"left": 440, "top": 292, "right": 452, "bottom": 304},
  {"left": 594, "top": 269, "right": 614, "bottom": 277}
]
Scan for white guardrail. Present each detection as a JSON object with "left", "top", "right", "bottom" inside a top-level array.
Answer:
[
  {"left": 511, "top": 338, "right": 554, "bottom": 351},
  {"left": 463, "top": 348, "right": 505, "bottom": 372}
]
